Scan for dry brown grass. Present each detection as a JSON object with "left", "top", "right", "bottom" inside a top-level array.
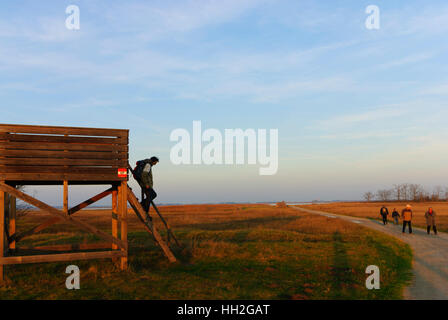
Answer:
[
  {"left": 3, "top": 203, "right": 412, "bottom": 299},
  {"left": 21, "top": 204, "right": 293, "bottom": 236},
  {"left": 296, "top": 202, "right": 448, "bottom": 232}
]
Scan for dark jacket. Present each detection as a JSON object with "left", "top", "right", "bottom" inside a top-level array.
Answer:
[
  {"left": 425, "top": 210, "right": 436, "bottom": 226},
  {"left": 141, "top": 163, "right": 153, "bottom": 188},
  {"left": 380, "top": 207, "right": 389, "bottom": 216},
  {"left": 392, "top": 210, "right": 400, "bottom": 218}
]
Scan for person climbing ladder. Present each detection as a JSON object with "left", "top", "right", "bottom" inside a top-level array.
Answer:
[{"left": 131, "top": 156, "right": 159, "bottom": 223}]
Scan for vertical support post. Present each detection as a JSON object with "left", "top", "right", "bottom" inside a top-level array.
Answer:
[
  {"left": 9, "top": 195, "right": 16, "bottom": 250},
  {"left": 4, "top": 193, "right": 9, "bottom": 241},
  {"left": 119, "top": 181, "right": 128, "bottom": 270},
  {"left": 63, "top": 181, "right": 69, "bottom": 214},
  {"left": 112, "top": 188, "right": 118, "bottom": 250},
  {"left": 63, "top": 134, "right": 69, "bottom": 215},
  {"left": 0, "top": 183, "right": 5, "bottom": 283}
]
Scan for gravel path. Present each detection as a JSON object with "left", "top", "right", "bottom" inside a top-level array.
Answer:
[{"left": 291, "top": 206, "right": 448, "bottom": 300}]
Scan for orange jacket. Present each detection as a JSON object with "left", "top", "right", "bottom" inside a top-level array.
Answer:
[{"left": 401, "top": 209, "right": 413, "bottom": 221}]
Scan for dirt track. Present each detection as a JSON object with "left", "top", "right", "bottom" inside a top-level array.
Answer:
[{"left": 292, "top": 206, "right": 448, "bottom": 300}]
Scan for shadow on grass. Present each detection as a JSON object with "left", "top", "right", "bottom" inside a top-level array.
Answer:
[
  {"left": 128, "top": 231, "right": 197, "bottom": 270},
  {"left": 330, "top": 231, "right": 356, "bottom": 299},
  {"left": 365, "top": 236, "right": 413, "bottom": 298}
]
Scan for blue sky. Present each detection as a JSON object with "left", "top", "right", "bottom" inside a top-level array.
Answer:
[{"left": 1, "top": 0, "right": 448, "bottom": 205}]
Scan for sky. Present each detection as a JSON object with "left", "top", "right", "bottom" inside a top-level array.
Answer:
[{"left": 1, "top": 0, "right": 448, "bottom": 205}]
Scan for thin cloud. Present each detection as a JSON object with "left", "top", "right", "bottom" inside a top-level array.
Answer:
[
  {"left": 376, "top": 52, "right": 435, "bottom": 70},
  {"left": 420, "top": 83, "right": 448, "bottom": 95},
  {"left": 103, "top": 0, "right": 264, "bottom": 41},
  {"left": 318, "top": 105, "right": 408, "bottom": 128},
  {"left": 319, "top": 131, "right": 404, "bottom": 140},
  {"left": 198, "top": 76, "right": 356, "bottom": 103}
]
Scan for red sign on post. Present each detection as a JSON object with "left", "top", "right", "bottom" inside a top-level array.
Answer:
[{"left": 117, "top": 168, "right": 127, "bottom": 178}]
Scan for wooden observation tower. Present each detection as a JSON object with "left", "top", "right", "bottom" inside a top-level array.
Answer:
[{"left": 0, "top": 124, "right": 176, "bottom": 283}]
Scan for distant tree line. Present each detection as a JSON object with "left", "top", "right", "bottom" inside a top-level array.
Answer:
[{"left": 363, "top": 184, "right": 448, "bottom": 202}]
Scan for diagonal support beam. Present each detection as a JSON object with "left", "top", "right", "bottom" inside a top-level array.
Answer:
[
  {"left": 68, "top": 187, "right": 113, "bottom": 215},
  {"left": 10, "top": 217, "right": 60, "bottom": 244},
  {"left": 0, "top": 183, "right": 126, "bottom": 250},
  {"left": 10, "top": 187, "right": 114, "bottom": 244}
]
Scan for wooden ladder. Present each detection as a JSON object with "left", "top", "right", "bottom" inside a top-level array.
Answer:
[{"left": 126, "top": 186, "right": 177, "bottom": 263}]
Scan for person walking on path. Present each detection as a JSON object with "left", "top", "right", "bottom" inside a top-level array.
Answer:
[
  {"left": 380, "top": 205, "right": 389, "bottom": 225},
  {"left": 391, "top": 208, "right": 400, "bottom": 225},
  {"left": 402, "top": 204, "right": 413, "bottom": 234},
  {"left": 425, "top": 207, "right": 438, "bottom": 235}
]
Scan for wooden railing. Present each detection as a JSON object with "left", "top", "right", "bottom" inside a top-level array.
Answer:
[{"left": 0, "top": 124, "right": 128, "bottom": 183}]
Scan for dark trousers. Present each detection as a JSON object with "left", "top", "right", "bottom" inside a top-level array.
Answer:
[
  {"left": 427, "top": 225, "right": 437, "bottom": 235},
  {"left": 142, "top": 187, "right": 157, "bottom": 213},
  {"left": 402, "top": 221, "right": 412, "bottom": 234},
  {"left": 382, "top": 216, "right": 388, "bottom": 225}
]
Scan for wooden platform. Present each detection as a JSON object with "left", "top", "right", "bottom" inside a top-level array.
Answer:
[{"left": 0, "top": 123, "right": 130, "bottom": 283}]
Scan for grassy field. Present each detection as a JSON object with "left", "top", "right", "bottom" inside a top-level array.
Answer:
[
  {"left": 296, "top": 202, "right": 448, "bottom": 233},
  {"left": 0, "top": 204, "right": 412, "bottom": 300}
]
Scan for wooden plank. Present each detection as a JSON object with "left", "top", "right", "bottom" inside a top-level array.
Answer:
[
  {"left": 1, "top": 180, "right": 124, "bottom": 186},
  {"left": 127, "top": 186, "right": 177, "bottom": 263},
  {"left": 9, "top": 196, "right": 15, "bottom": 250},
  {"left": 11, "top": 217, "right": 61, "bottom": 244},
  {"left": 0, "top": 150, "right": 127, "bottom": 160},
  {"left": 119, "top": 182, "right": 128, "bottom": 270},
  {"left": 0, "top": 158, "right": 127, "bottom": 166},
  {"left": 18, "top": 242, "right": 112, "bottom": 252},
  {"left": 0, "top": 250, "right": 126, "bottom": 265},
  {"left": 0, "top": 166, "right": 121, "bottom": 174},
  {"left": 151, "top": 200, "right": 181, "bottom": 248},
  {"left": 0, "top": 185, "right": 4, "bottom": 282},
  {"left": 0, "top": 133, "right": 127, "bottom": 145},
  {"left": 0, "top": 173, "right": 126, "bottom": 182},
  {"left": 3, "top": 194, "right": 9, "bottom": 247},
  {"left": 68, "top": 187, "right": 113, "bottom": 215},
  {"left": 0, "top": 183, "right": 127, "bottom": 250},
  {"left": 112, "top": 190, "right": 118, "bottom": 250},
  {"left": 0, "top": 142, "right": 128, "bottom": 152},
  {"left": 63, "top": 181, "right": 68, "bottom": 214},
  {"left": 0, "top": 124, "right": 128, "bottom": 138}
]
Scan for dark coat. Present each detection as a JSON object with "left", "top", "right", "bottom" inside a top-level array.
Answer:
[{"left": 425, "top": 210, "right": 436, "bottom": 226}]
